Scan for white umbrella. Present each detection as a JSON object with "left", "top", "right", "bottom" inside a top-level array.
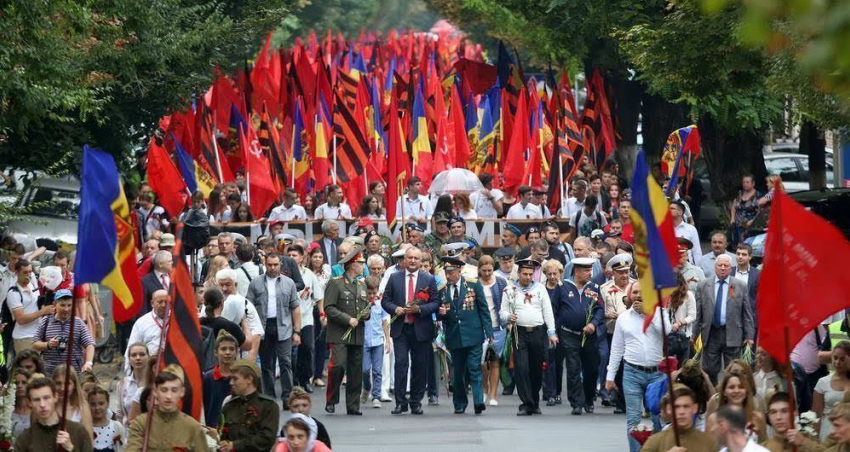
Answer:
[{"left": 427, "top": 168, "right": 484, "bottom": 195}]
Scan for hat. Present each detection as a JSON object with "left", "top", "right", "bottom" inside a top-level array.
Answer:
[
  {"left": 525, "top": 226, "right": 540, "bottom": 239},
  {"left": 231, "top": 359, "right": 261, "bottom": 379},
  {"left": 503, "top": 224, "right": 521, "bottom": 237},
  {"left": 607, "top": 254, "right": 633, "bottom": 272},
  {"left": 441, "top": 242, "right": 468, "bottom": 257},
  {"left": 571, "top": 257, "right": 596, "bottom": 269},
  {"left": 532, "top": 186, "right": 546, "bottom": 195},
  {"left": 677, "top": 237, "right": 694, "bottom": 252},
  {"left": 440, "top": 256, "right": 465, "bottom": 271},
  {"left": 433, "top": 211, "right": 451, "bottom": 223},
  {"left": 357, "top": 217, "right": 376, "bottom": 228},
  {"left": 516, "top": 258, "right": 541, "bottom": 270},
  {"left": 159, "top": 233, "right": 176, "bottom": 248},
  {"left": 343, "top": 236, "right": 364, "bottom": 247},
  {"left": 391, "top": 247, "right": 408, "bottom": 258},
  {"left": 364, "top": 230, "right": 381, "bottom": 242},
  {"left": 448, "top": 216, "right": 465, "bottom": 227},
  {"left": 355, "top": 226, "right": 368, "bottom": 236},
  {"left": 494, "top": 247, "right": 517, "bottom": 259},
  {"left": 405, "top": 223, "right": 424, "bottom": 233},
  {"left": 231, "top": 233, "right": 248, "bottom": 245},
  {"left": 162, "top": 364, "right": 185, "bottom": 383},
  {"left": 54, "top": 289, "right": 74, "bottom": 301},
  {"left": 590, "top": 229, "right": 605, "bottom": 240},
  {"left": 339, "top": 245, "right": 366, "bottom": 265},
  {"left": 274, "top": 233, "right": 296, "bottom": 243}
]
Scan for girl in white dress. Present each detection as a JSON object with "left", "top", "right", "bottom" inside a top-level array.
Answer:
[
  {"left": 814, "top": 341, "right": 850, "bottom": 441},
  {"left": 116, "top": 343, "right": 150, "bottom": 428}
]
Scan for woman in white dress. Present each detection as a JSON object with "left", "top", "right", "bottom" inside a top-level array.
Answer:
[
  {"left": 814, "top": 341, "right": 850, "bottom": 441},
  {"left": 117, "top": 342, "right": 150, "bottom": 427}
]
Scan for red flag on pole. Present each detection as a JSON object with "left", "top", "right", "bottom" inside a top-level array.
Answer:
[
  {"left": 240, "top": 125, "right": 277, "bottom": 219},
  {"left": 757, "top": 183, "right": 850, "bottom": 364},
  {"left": 146, "top": 139, "right": 188, "bottom": 217}
]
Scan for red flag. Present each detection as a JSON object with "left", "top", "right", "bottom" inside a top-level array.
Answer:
[
  {"left": 453, "top": 59, "right": 497, "bottom": 95},
  {"left": 240, "top": 125, "right": 277, "bottom": 219},
  {"left": 163, "top": 230, "right": 203, "bottom": 420},
  {"left": 449, "top": 85, "right": 471, "bottom": 168},
  {"left": 757, "top": 184, "right": 850, "bottom": 364},
  {"left": 146, "top": 139, "right": 188, "bottom": 217},
  {"left": 502, "top": 91, "right": 530, "bottom": 196},
  {"left": 386, "top": 94, "right": 409, "bottom": 228}
]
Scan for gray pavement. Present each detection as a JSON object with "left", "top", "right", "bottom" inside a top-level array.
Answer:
[{"left": 306, "top": 391, "right": 630, "bottom": 452}]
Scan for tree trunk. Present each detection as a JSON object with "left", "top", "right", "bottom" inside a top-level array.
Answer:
[
  {"left": 698, "top": 116, "right": 768, "bottom": 205},
  {"left": 607, "top": 76, "right": 642, "bottom": 177},
  {"left": 800, "top": 119, "right": 827, "bottom": 190}
]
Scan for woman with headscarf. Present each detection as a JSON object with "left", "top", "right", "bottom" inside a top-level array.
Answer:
[{"left": 274, "top": 413, "right": 332, "bottom": 452}]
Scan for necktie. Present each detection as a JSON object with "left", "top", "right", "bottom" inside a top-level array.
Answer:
[
  {"left": 160, "top": 274, "right": 169, "bottom": 291},
  {"left": 330, "top": 240, "right": 337, "bottom": 265},
  {"left": 406, "top": 274, "right": 415, "bottom": 323},
  {"left": 713, "top": 279, "right": 726, "bottom": 328},
  {"left": 452, "top": 284, "right": 458, "bottom": 307}
]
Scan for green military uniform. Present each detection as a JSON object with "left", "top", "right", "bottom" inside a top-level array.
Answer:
[
  {"left": 679, "top": 262, "right": 706, "bottom": 292},
  {"left": 762, "top": 435, "right": 825, "bottom": 452},
  {"left": 425, "top": 232, "right": 449, "bottom": 257},
  {"left": 639, "top": 425, "right": 717, "bottom": 452},
  {"left": 219, "top": 390, "right": 280, "bottom": 452},
  {"left": 324, "top": 272, "right": 370, "bottom": 412},
  {"left": 14, "top": 420, "right": 92, "bottom": 452},
  {"left": 439, "top": 271, "right": 493, "bottom": 412},
  {"left": 126, "top": 410, "right": 209, "bottom": 452}
]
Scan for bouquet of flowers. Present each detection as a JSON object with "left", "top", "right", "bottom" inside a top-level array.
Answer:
[
  {"left": 0, "top": 382, "right": 16, "bottom": 451},
  {"left": 629, "top": 425, "right": 653, "bottom": 445},
  {"left": 798, "top": 411, "right": 819, "bottom": 437},
  {"left": 391, "top": 288, "right": 429, "bottom": 323},
  {"left": 580, "top": 289, "right": 600, "bottom": 347},
  {"left": 342, "top": 299, "right": 375, "bottom": 342}
]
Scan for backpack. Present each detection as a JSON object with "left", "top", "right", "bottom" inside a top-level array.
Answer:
[
  {"left": 200, "top": 324, "right": 216, "bottom": 372},
  {"left": 575, "top": 209, "right": 603, "bottom": 238}
]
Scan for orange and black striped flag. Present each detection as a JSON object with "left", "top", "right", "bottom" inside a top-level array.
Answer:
[
  {"left": 332, "top": 90, "right": 370, "bottom": 182},
  {"left": 258, "top": 108, "right": 288, "bottom": 196},
  {"left": 163, "top": 226, "right": 203, "bottom": 420}
]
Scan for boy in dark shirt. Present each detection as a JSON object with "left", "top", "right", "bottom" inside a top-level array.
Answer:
[{"left": 202, "top": 331, "right": 238, "bottom": 428}]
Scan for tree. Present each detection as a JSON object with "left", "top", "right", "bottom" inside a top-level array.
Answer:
[{"left": 0, "top": 0, "right": 295, "bottom": 173}]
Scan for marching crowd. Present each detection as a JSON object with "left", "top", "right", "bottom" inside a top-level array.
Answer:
[{"left": 1, "top": 161, "right": 848, "bottom": 452}]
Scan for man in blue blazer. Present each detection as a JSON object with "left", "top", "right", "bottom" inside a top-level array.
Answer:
[{"left": 381, "top": 247, "right": 439, "bottom": 415}]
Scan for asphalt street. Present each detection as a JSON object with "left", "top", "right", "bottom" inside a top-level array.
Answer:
[{"left": 308, "top": 390, "right": 631, "bottom": 452}]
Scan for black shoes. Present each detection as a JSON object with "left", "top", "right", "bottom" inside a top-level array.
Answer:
[
  {"left": 584, "top": 405, "right": 594, "bottom": 414},
  {"left": 502, "top": 387, "right": 515, "bottom": 396},
  {"left": 554, "top": 396, "right": 562, "bottom": 405},
  {"left": 391, "top": 405, "right": 408, "bottom": 415},
  {"left": 601, "top": 399, "right": 613, "bottom": 407},
  {"left": 325, "top": 404, "right": 335, "bottom": 414},
  {"left": 532, "top": 407, "right": 542, "bottom": 415},
  {"left": 411, "top": 405, "right": 424, "bottom": 415},
  {"left": 474, "top": 404, "right": 486, "bottom": 415},
  {"left": 304, "top": 384, "right": 314, "bottom": 394},
  {"left": 614, "top": 407, "right": 626, "bottom": 414},
  {"left": 454, "top": 408, "right": 465, "bottom": 414},
  {"left": 347, "top": 409, "right": 363, "bottom": 416},
  {"left": 571, "top": 407, "right": 582, "bottom": 415}
]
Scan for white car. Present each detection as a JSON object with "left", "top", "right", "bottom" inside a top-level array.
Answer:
[
  {"left": 763, "top": 152, "right": 835, "bottom": 192},
  {"left": 6, "top": 175, "right": 80, "bottom": 245}
]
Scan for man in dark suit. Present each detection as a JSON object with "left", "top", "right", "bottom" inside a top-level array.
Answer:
[
  {"left": 381, "top": 247, "right": 439, "bottom": 415},
  {"left": 140, "top": 250, "right": 172, "bottom": 316},
  {"left": 437, "top": 256, "right": 493, "bottom": 415},
  {"left": 313, "top": 220, "right": 343, "bottom": 267},
  {"left": 731, "top": 243, "right": 760, "bottom": 325},
  {"left": 693, "top": 254, "right": 755, "bottom": 384}
]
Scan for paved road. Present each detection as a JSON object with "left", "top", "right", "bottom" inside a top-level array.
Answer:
[{"left": 308, "top": 391, "right": 630, "bottom": 452}]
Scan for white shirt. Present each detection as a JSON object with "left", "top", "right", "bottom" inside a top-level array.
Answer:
[
  {"left": 734, "top": 267, "right": 750, "bottom": 286},
  {"left": 6, "top": 282, "right": 40, "bottom": 339},
  {"left": 470, "top": 189, "right": 504, "bottom": 219},
  {"left": 456, "top": 209, "right": 478, "bottom": 220},
  {"left": 698, "top": 251, "right": 736, "bottom": 276},
  {"left": 221, "top": 294, "right": 264, "bottom": 338},
  {"left": 396, "top": 194, "right": 433, "bottom": 220},
  {"left": 720, "top": 440, "right": 770, "bottom": 452},
  {"left": 606, "top": 308, "right": 668, "bottom": 381},
  {"left": 126, "top": 312, "right": 165, "bottom": 359},
  {"left": 299, "top": 267, "right": 324, "bottom": 327},
  {"left": 674, "top": 220, "right": 702, "bottom": 263},
  {"left": 314, "top": 202, "right": 352, "bottom": 220},
  {"left": 0, "top": 265, "right": 14, "bottom": 306},
  {"left": 404, "top": 271, "right": 420, "bottom": 304},
  {"left": 154, "top": 270, "right": 170, "bottom": 291},
  {"left": 235, "top": 262, "right": 260, "bottom": 298},
  {"left": 506, "top": 202, "right": 542, "bottom": 220},
  {"left": 715, "top": 276, "right": 730, "bottom": 326},
  {"left": 498, "top": 281, "right": 555, "bottom": 333},
  {"left": 265, "top": 275, "right": 279, "bottom": 319},
  {"left": 268, "top": 204, "right": 308, "bottom": 221},
  {"left": 562, "top": 197, "right": 584, "bottom": 222}
]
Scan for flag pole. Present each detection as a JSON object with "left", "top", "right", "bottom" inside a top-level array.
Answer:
[
  {"left": 56, "top": 295, "right": 78, "bottom": 452},
  {"left": 332, "top": 133, "right": 338, "bottom": 184},
  {"left": 656, "top": 288, "right": 681, "bottom": 447},
  {"left": 211, "top": 113, "right": 224, "bottom": 183}
]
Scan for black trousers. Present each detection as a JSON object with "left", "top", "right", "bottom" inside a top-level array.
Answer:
[
  {"left": 543, "top": 341, "right": 566, "bottom": 398},
  {"left": 561, "top": 329, "right": 600, "bottom": 409},
  {"left": 326, "top": 342, "right": 363, "bottom": 411},
  {"left": 393, "top": 323, "right": 430, "bottom": 408},
  {"left": 313, "top": 307, "right": 327, "bottom": 381},
  {"left": 294, "top": 325, "right": 315, "bottom": 387},
  {"left": 513, "top": 325, "right": 547, "bottom": 412}
]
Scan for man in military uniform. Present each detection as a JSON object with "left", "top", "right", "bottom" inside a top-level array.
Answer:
[
  {"left": 437, "top": 256, "right": 493, "bottom": 414},
  {"left": 599, "top": 254, "right": 634, "bottom": 414},
  {"left": 218, "top": 359, "right": 279, "bottom": 452},
  {"left": 501, "top": 224, "right": 522, "bottom": 252},
  {"left": 324, "top": 245, "right": 370, "bottom": 415},
  {"left": 441, "top": 242, "right": 478, "bottom": 280},
  {"left": 676, "top": 237, "right": 705, "bottom": 292},
  {"left": 425, "top": 212, "right": 452, "bottom": 256}
]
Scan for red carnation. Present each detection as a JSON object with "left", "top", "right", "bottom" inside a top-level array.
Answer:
[
  {"left": 0, "top": 440, "right": 11, "bottom": 450},
  {"left": 415, "top": 288, "right": 430, "bottom": 302}
]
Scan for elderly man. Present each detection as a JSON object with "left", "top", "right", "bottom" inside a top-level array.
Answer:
[
  {"left": 140, "top": 249, "right": 172, "bottom": 315},
  {"left": 697, "top": 231, "right": 736, "bottom": 276},
  {"left": 693, "top": 254, "right": 754, "bottom": 384},
  {"left": 315, "top": 220, "right": 343, "bottom": 267},
  {"left": 501, "top": 224, "right": 522, "bottom": 252},
  {"left": 243, "top": 255, "right": 300, "bottom": 406},
  {"left": 600, "top": 254, "right": 634, "bottom": 414},
  {"left": 381, "top": 247, "right": 439, "bottom": 415},
  {"left": 126, "top": 289, "right": 168, "bottom": 360},
  {"left": 563, "top": 237, "right": 603, "bottom": 280},
  {"left": 677, "top": 237, "right": 706, "bottom": 292}
]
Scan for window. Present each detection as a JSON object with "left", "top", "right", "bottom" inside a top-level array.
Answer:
[
  {"left": 765, "top": 157, "right": 803, "bottom": 182},
  {"left": 799, "top": 158, "right": 835, "bottom": 185}
]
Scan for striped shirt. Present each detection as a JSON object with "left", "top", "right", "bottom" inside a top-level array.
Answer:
[{"left": 35, "top": 315, "right": 95, "bottom": 376}]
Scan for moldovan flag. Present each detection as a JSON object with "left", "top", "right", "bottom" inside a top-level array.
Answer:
[
  {"left": 757, "top": 183, "right": 850, "bottom": 364},
  {"left": 162, "top": 229, "right": 203, "bottom": 420},
  {"left": 75, "top": 145, "right": 142, "bottom": 323},
  {"left": 628, "top": 150, "right": 679, "bottom": 326}
]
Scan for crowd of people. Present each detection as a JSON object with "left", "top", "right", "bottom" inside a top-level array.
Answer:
[{"left": 1, "top": 158, "right": 847, "bottom": 452}]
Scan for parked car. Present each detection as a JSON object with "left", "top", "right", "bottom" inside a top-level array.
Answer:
[
  {"left": 5, "top": 175, "right": 80, "bottom": 245},
  {"left": 763, "top": 142, "right": 834, "bottom": 167}
]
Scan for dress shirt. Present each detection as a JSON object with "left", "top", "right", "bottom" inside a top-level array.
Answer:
[
  {"left": 470, "top": 189, "right": 504, "bottom": 219},
  {"left": 154, "top": 270, "right": 170, "bottom": 291},
  {"left": 698, "top": 251, "right": 736, "bottom": 276},
  {"left": 734, "top": 267, "right": 750, "bottom": 285},
  {"left": 127, "top": 312, "right": 165, "bottom": 359},
  {"left": 265, "top": 275, "right": 278, "bottom": 319},
  {"left": 404, "top": 271, "right": 419, "bottom": 303},
  {"left": 715, "top": 276, "right": 729, "bottom": 326},
  {"left": 396, "top": 194, "right": 433, "bottom": 220},
  {"left": 561, "top": 197, "right": 584, "bottom": 221},
  {"left": 267, "top": 204, "right": 307, "bottom": 221},
  {"left": 314, "top": 202, "right": 352, "bottom": 220},
  {"left": 505, "top": 202, "right": 543, "bottom": 220},
  {"left": 606, "top": 308, "right": 667, "bottom": 381},
  {"left": 499, "top": 281, "right": 555, "bottom": 335},
  {"left": 674, "top": 220, "right": 703, "bottom": 263}
]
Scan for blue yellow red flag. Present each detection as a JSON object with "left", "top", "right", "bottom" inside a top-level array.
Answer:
[
  {"left": 75, "top": 145, "right": 143, "bottom": 323},
  {"left": 629, "top": 150, "right": 680, "bottom": 323},
  {"left": 663, "top": 125, "right": 701, "bottom": 197}
]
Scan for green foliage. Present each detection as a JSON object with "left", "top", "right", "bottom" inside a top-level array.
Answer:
[{"left": 0, "top": 0, "right": 295, "bottom": 173}]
